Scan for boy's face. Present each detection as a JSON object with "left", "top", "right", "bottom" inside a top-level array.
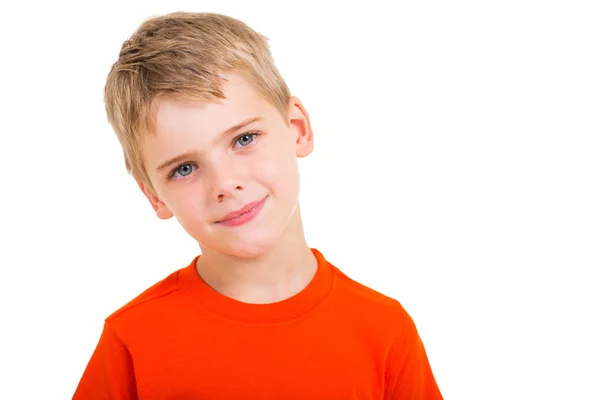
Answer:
[{"left": 137, "top": 74, "right": 314, "bottom": 258}]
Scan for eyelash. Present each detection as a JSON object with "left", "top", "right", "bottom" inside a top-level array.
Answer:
[{"left": 167, "top": 131, "right": 262, "bottom": 180}]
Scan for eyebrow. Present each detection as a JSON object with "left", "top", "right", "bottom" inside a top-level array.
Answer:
[{"left": 155, "top": 116, "right": 263, "bottom": 172}]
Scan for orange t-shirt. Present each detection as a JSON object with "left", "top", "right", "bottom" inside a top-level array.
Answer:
[{"left": 73, "top": 249, "right": 442, "bottom": 399}]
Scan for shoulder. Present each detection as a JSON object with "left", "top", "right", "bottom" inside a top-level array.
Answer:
[
  {"left": 106, "top": 256, "right": 197, "bottom": 324},
  {"left": 333, "top": 266, "right": 410, "bottom": 313},
  {"left": 329, "top": 264, "right": 416, "bottom": 333},
  {"left": 322, "top": 256, "right": 442, "bottom": 396}
]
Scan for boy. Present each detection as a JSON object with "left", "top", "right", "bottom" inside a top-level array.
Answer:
[{"left": 74, "top": 11, "right": 442, "bottom": 399}]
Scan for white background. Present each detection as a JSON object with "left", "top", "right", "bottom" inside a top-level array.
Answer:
[{"left": 0, "top": 1, "right": 598, "bottom": 399}]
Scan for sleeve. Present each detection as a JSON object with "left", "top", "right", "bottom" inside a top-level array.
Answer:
[
  {"left": 72, "top": 320, "right": 138, "bottom": 400},
  {"left": 385, "top": 313, "right": 443, "bottom": 400}
]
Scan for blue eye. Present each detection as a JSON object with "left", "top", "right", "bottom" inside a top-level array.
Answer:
[
  {"left": 235, "top": 133, "right": 257, "bottom": 148},
  {"left": 173, "top": 163, "right": 195, "bottom": 178}
]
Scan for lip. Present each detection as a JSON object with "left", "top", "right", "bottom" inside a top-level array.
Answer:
[{"left": 217, "top": 196, "right": 268, "bottom": 226}]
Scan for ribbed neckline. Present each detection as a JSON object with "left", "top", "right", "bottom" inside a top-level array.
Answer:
[{"left": 178, "top": 248, "right": 335, "bottom": 323}]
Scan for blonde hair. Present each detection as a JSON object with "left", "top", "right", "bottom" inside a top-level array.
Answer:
[{"left": 104, "top": 12, "right": 291, "bottom": 191}]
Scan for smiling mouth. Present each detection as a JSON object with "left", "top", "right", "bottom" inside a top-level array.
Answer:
[{"left": 216, "top": 196, "right": 268, "bottom": 227}]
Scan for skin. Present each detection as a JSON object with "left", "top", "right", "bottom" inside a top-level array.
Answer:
[{"left": 136, "top": 74, "right": 318, "bottom": 304}]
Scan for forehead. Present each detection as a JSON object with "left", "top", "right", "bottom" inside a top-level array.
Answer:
[
  {"left": 141, "top": 75, "right": 277, "bottom": 166},
  {"left": 154, "top": 74, "right": 268, "bottom": 135}
]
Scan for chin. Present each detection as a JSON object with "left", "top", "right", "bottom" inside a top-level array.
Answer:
[
  {"left": 194, "top": 229, "right": 280, "bottom": 259},
  {"left": 226, "top": 235, "right": 279, "bottom": 259},
  {"left": 230, "top": 247, "right": 270, "bottom": 259}
]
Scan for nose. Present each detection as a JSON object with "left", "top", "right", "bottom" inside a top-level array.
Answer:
[{"left": 208, "top": 155, "right": 245, "bottom": 202}]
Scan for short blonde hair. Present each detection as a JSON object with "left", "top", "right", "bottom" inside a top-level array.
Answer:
[{"left": 104, "top": 12, "right": 291, "bottom": 191}]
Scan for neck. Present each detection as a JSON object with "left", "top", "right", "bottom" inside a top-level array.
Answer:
[{"left": 195, "top": 204, "right": 318, "bottom": 304}]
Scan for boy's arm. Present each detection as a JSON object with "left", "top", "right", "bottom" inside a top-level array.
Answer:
[
  {"left": 385, "top": 311, "right": 443, "bottom": 400},
  {"left": 73, "top": 320, "right": 138, "bottom": 400}
]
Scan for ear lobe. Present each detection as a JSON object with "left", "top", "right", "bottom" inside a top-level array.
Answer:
[
  {"left": 287, "top": 96, "right": 314, "bottom": 158},
  {"left": 136, "top": 179, "right": 174, "bottom": 220}
]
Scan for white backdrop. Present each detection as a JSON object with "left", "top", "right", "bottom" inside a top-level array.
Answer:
[{"left": 0, "top": 1, "right": 598, "bottom": 399}]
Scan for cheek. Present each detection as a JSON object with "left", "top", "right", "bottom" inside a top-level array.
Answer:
[
  {"left": 161, "top": 186, "right": 204, "bottom": 223},
  {"left": 255, "top": 147, "right": 299, "bottom": 192}
]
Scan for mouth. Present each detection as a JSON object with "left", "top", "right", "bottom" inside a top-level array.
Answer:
[{"left": 216, "top": 195, "right": 268, "bottom": 227}]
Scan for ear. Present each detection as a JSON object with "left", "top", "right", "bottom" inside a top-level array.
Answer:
[
  {"left": 287, "top": 96, "right": 314, "bottom": 158},
  {"left": 135, "top": 178, "right": 174, "bottom": 220}
]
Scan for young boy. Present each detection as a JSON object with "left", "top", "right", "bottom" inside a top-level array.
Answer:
[{"left": 73, "top": 11, "right": 443, "bottom": 399}]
